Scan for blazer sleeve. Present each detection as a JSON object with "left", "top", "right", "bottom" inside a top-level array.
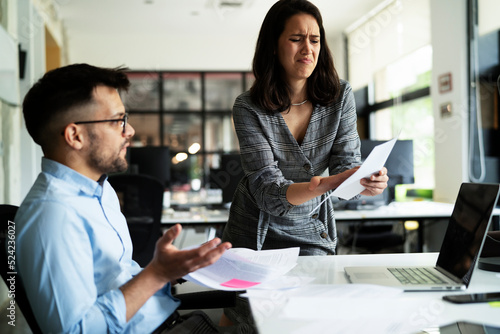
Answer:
[
  {"left": 232, "top": 96, "right": 294, "bottom": 216},
  {"left": 328, "top": 81, "right": 361, "bottom": 176}
]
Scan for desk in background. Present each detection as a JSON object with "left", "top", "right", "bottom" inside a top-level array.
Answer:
[
  {"left": 335, "top": 201, "right": 455, "bottom": 252},
  {"left": 162, "top": 201, "right": 455, "bottom": 251},
  {"left": 161, "top": 201, "right": 500, "bottom": 251},
  {"left": 162, "top": 207, "right": 228, "bottom": 242},
  {"left": 248, "top": 253, "right": 500, "bottom": 334}
]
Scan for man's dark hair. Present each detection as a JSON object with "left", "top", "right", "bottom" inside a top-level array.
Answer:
[
  {"left": 250, "top": 0, "right": 340, "bottom": 112},
  {"left": 22, "top": 63, "right": 130, "bottom": 147}
]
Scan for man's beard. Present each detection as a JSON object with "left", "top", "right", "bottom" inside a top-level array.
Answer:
[{"left": 88, "top": 130, "right": 128, "bottom": 174}]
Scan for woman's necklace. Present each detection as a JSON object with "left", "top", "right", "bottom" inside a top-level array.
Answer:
[{"left": 291, "top": 99, "right": 308, "bottom": 106}]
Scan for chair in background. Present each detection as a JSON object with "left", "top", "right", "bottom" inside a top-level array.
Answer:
[
  {"left": 340, "top": 221, "right": 407, "bottom": 254},
  {"left": 0, "top": 205, "right": 43, "bottom": 333},
  {"left": 108, "top": 173, "right": 164, "bottom": 267},
  {"left": 175, "top": 290, "right": 237, "bottom": 310}
]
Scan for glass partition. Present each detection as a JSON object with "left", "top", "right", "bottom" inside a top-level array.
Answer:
[
  {"left": 162, "top": 73, "right": 202, "bottom": 111},
  {"left": 205, "top": 73, "right": 243, "bottom": 111},
  {"left": 125, "top": 71, "right": 248, "bottom": 192},
  {"left": 123, "top": 72, "right": 160, "bottom": 111}
]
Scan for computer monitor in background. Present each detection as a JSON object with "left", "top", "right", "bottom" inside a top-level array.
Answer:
[
  {"left": 360, "top": 139, "right": 415, "bottom": 202},
  {"left": 333, "top": 139, "right": 414, "bottom": 210},
  {"left": 127, "top": 146, "right": 171, "bottom": 189}
]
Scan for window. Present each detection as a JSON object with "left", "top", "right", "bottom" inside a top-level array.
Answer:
[
  {"left": 372, "top": 96, "right": 434, "bottom": 188},
  {"left": 123, "top": 71, "right": 252, "bottom": 191},
  {"left": 346, "top": 0, "right": 433, "bottom": 190}
]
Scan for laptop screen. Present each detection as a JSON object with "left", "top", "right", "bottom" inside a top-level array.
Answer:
[{"left": 436, "top": 183, "right": 500, "bottom": 285}]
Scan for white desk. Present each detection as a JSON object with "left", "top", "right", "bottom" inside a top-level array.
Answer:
[
  {"left": 162, "top": 201, "right": 454, "bottom": 225},
  {"left": 334, "top": 201, "right": 455, "bottom": 221},
  {"left": 248, "top": 253, "right": 500, "bottom": 334},
  {"left": 162, "top": 208, "right": 229, "bottom": 225},
  {"left": 162, "top": 208, "right": 229, "bottom": 240},
  {"left": 161, "top": 202, "right": 499, "bottom": 250}
]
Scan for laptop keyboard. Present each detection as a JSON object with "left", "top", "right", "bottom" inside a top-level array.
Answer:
[{"left": 388, "top": 267, "right": 447, "bottom": 285}]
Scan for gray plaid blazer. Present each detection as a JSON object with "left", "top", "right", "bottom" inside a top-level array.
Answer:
[{"left": 222, "top": 80, "right": 361, "bottom": 255}]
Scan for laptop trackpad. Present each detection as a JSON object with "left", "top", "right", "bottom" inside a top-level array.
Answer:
[{"left": 354, "top": 272, "right": 390, "bottom": 280}]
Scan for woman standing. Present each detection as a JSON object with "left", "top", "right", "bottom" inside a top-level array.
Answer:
[{"left": 222, "top": 0, "right": 388, "bottom": 257}]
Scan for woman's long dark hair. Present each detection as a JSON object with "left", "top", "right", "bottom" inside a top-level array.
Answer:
[{"left": 250, "top": 0, "right": 340, "bottom": 113}]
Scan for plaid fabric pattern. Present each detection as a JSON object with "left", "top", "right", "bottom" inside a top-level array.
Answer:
[{"left": 222, "top": 80, "right": 361, "bottom": 256}]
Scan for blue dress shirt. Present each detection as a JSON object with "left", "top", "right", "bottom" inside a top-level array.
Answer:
[{"left": 16, "top": 158, "right": 180, "bottom": 333}]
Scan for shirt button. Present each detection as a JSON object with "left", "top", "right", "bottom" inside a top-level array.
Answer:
[
  {"left": 311, "top": 214, "right": 318, "bottom": 219},
  {"left": 320, "top": 232, "right": 328, "bottom": 239},
  {"left": 303, "top": 164, "right": 311, "bottom": 171}
]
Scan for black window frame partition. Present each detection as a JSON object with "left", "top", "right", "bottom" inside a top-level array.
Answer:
[{"left": 123, "top": 70, "right": 252, "bottom": 190}]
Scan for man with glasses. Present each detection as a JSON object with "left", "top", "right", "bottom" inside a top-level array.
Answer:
[{"left": 15, "top": 64, "right": 247, "bottom": 333}]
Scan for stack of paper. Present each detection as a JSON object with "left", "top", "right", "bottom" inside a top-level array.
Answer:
[{"left": 183, "top": 247, "right": 300, "bottom": 291}]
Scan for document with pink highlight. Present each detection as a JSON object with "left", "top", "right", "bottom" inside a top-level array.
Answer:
[{"left": 183, "top": 247, "right": 300, "bottom": 291}]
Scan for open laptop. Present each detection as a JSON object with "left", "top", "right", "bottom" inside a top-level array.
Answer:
[{"left": 344, "top": 182, "right": 500, "bottom": 291}]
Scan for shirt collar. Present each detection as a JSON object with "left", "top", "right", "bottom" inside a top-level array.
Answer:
[{"left": 41, "top": 157, "right": 106, "bottom": 198}]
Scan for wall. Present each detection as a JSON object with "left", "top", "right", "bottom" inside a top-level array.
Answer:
[
  {"left": 330, "top": 36, "right": 346, "bottom": 80},
  {"left": 346, "top": 0, "right": 431, "bottom": 92},
  {"left": 1, "top": 0, "right": 65, "bottom": 310},
  {"left": 65, "top": 31, "right": 256, "bottom": 71},
  {"left": 60, "top": 18, "right": 345, "bottom": 76},
  {"left": 16, "top": 0, "right": 63, "bottom": 201},
  {"left": 479, "top": 0, "right": 500, "bottom": 36},
  {"left": 430, "top": 0, "right": 469, "bottom": 202},
  {"left": 0, "top": 0, "right": 20, "bottom": 314},
  {"left": 0, "top": 0, "right": 21, "bottom": 206}
]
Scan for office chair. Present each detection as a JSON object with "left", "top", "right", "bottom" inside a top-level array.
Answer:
[
  {"left": 175, "top": 290, "right": 238, "bottom": 310},
  {"left": 108, "top": 173, "right": 164, "bottom": 268},
  {"left": 340, "top": 221, "right": 407, "bottom": 254},
  {"left": 0, "top": 205, "right": 43, "bottom": 333}
]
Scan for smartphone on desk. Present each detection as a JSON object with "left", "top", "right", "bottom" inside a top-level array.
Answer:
[
  {"left": 442, "top": 292, "right": 500, "bottom": 304},
  {"left": 416, "top": 321, "right": 500, "bottom": 334}
]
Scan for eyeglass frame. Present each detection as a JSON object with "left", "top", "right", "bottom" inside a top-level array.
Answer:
[{"left": 73, "top": 113, "right": 129, "bottom": 134}]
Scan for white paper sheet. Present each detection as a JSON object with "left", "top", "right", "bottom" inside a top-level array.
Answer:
[
  {"left": 183, "top": 247, "right": 300, "bottom": 291},
  {"left": 278, "top": 284, "right": 403, "bottom": 320},
  {"left": 248, "top": 284, "right": 428, "bottom": 334},
  {"left": 310, "top": 137, "right": 398, "bottom": 214}
]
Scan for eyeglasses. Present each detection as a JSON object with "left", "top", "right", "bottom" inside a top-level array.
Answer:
[{"left": 74, "top": 114, "right": 129, "bottom": 134}]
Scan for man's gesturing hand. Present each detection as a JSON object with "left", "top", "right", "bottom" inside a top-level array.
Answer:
[{"left": 149, "top": 224, "right": 232, "bottom": 284}]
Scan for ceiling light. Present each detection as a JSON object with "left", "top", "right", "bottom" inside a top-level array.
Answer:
[
  {"left": 209, "top": 0, "right": 253, "bottom": 20},
  {"left": 219, "top": 1, "right": 245, "bottom": 8},
  {"left": 188, "top": 143, "right": 201, "bottom": 154},
  {"left": 175, "top": 152, "right": 188, "bottom": 162}
]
